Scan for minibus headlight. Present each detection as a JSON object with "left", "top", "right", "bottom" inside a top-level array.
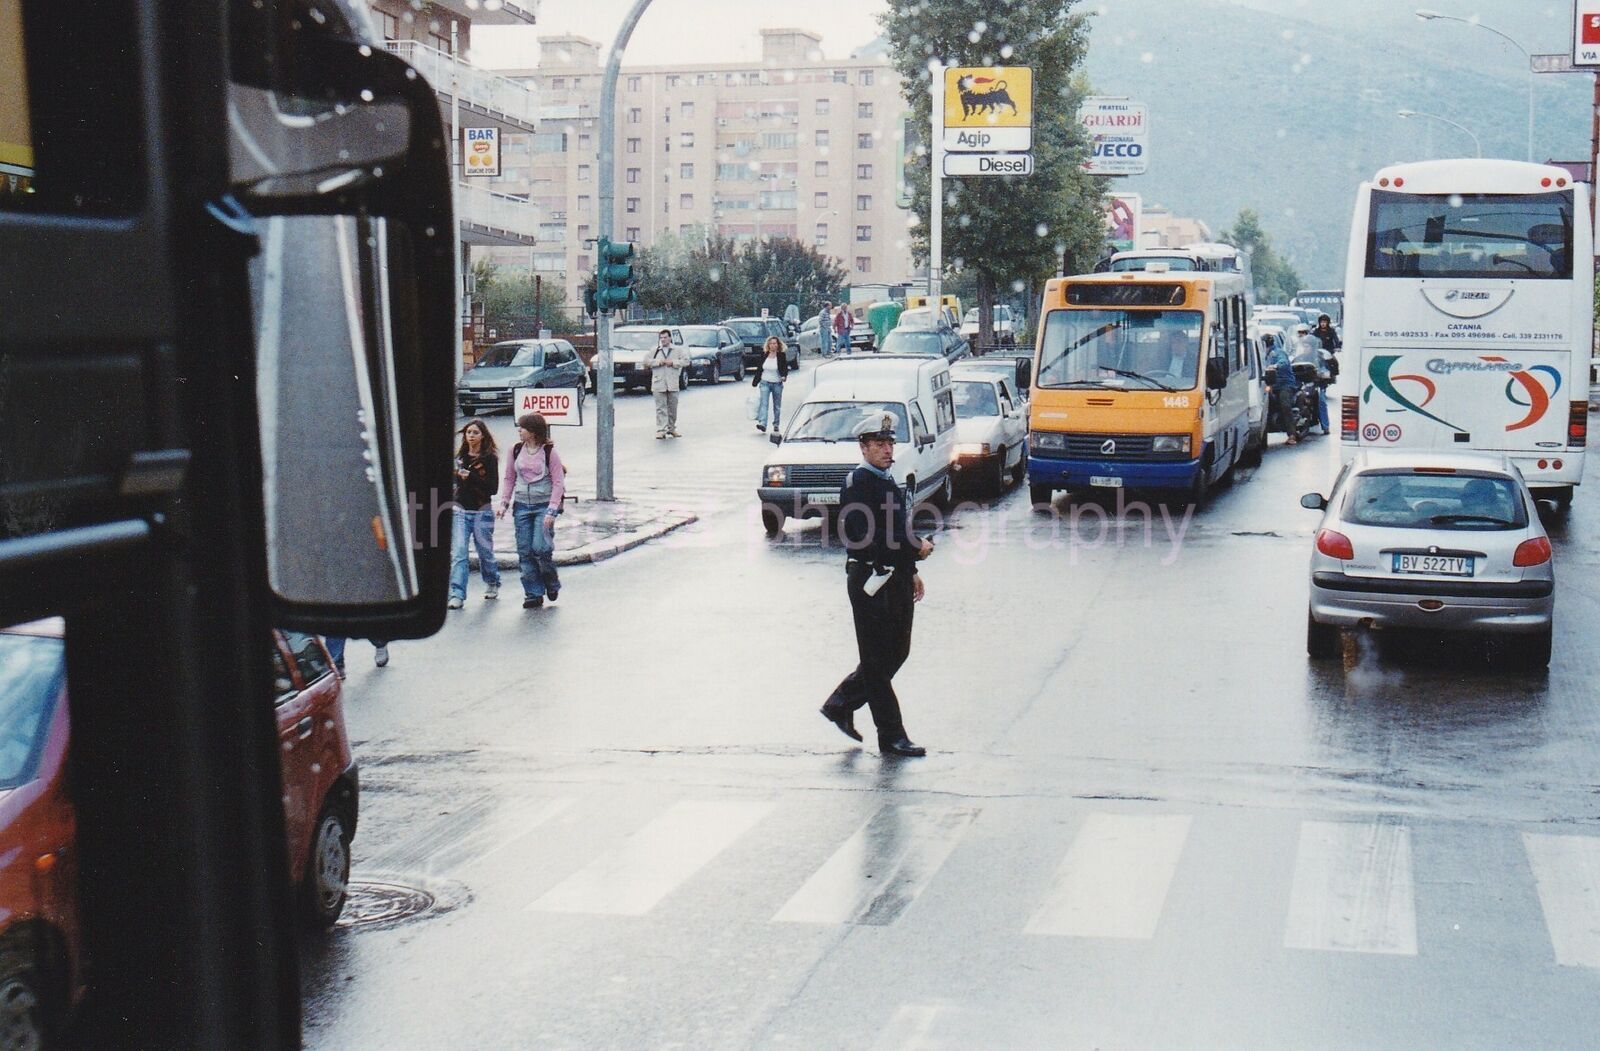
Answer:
[
  {"left": 1151, "top": 435, "right": 1192, "bottom": 454},
  {"left": 765, "top": 465, "right": 787, "bottom": 486},
  {"left": 1032, "top": 433, "right": 1066, "bottom": 451}
]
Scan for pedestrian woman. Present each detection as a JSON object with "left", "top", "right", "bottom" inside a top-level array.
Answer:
[
  {"left": 752, "top": 334, "right": 790, "bottom": 436},
  {"left": 498, "top": 413, "right": 566, "bottom": 609},
  {"left": 449, "top": 420, "right": 501, "bottom": 608}
]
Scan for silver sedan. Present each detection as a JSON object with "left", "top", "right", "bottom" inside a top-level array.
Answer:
[{"left": 1301, "top": 450, "right": 1554, "bottom": 667}]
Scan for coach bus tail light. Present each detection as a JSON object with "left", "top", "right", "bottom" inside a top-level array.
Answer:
[
  {"left": 1569, "top": 402, "right": 1587, "bottom": 447},
  {"left": 1341, "top": 397, "right": 1359, "bottom": 441}
]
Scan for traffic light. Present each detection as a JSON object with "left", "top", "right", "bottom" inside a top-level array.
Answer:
[
  {"left": 595, "top": 236, "right": 636, "bottom": 313},
  {"left": 583, "top": 283, "right": 598, "bottom": 318}
]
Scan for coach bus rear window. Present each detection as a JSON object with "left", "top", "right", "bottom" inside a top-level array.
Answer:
[{"left": 1366, "top": 190, "right": 1573, "bottom": 280}]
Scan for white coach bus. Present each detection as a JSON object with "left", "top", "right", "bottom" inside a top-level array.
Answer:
[{"left": 1340, "top": 159, "right": 1592, "bottom": 509}]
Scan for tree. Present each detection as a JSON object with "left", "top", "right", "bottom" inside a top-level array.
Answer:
[
  {"left": 634, "top": 233, "right": 846, "bottom": 323},
  {"left": 880, "top": 0, "right": 1105, "bottom": 346},
  {"left": 479, "top": 271, "right": 575, "bottom": 338},
  {"left": 1218, "top": 209, "right": 1303, "bottom": 305}
]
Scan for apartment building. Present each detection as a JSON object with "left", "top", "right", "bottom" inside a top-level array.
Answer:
[
  {"left": 1139, "top": 204, "right": 1212, "bottom": 249},
  {"left": 490, "top": 29, "right": 916, "bottom": 310}
]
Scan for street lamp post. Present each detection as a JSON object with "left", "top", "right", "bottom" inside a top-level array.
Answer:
[
  {"left": 1416, "top": 9, "right": 1533, "bottom": 162},
  {"left": 1398, "top": 108, "right": 1483, "bottom": 158}
]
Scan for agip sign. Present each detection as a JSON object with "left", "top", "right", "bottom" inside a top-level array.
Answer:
[{"left": 1079, "top": 98, "right": 1149, "bottom": 176}]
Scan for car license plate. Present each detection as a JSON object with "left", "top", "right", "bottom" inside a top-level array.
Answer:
[
  {"left": 1089, "top": 476, "right": 1123, "bottom": 488},
  {"left": 1393, "top": 554, "right": 1472, "bottom": 577},
  {"left": 808, "top": 493, "right": 841, "bottom": 505},
  {"left": 476, "top": 392, "right": 499, "bottom": 399}
]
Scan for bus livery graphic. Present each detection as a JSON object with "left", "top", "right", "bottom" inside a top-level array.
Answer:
[
  {"left": 1364, "top": 354, "right": 1460, "bottom": 430},
  {"left": 1490, "top": 357, "right": 1562, "bottom": 432}
]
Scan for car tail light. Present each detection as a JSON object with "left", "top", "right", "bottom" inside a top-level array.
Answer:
[
  {"left": 1341, "top": 396, "right": 1359, "bottom": 441},
  {"left": 1569, "top": 402, "right": 1587, "bottom": 446},
  {"left": 1513, "top": 537, "right": 1552, "bottom": 567},
  {"left": 1316, "top": 529, "right": 1355, "bottom": 560}
]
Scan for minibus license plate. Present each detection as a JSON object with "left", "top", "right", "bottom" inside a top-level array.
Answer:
[
  {"left": 1393, "top": 554, "right": 1472, "bottom": 577},
  {"left": 808, "top": 492, "right": 841, "bottom": 505},
  {"left": 1089, "top": 476, "right": 1123, "bottom": 489}
]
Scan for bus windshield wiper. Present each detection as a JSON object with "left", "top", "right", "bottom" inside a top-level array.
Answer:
[{"left": 1100, "top": 367, "right": 1178, "bottom": 391}]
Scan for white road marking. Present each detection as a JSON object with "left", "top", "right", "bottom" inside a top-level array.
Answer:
[
  {"left": 1023, "top": 813, "right": 1192, "bottom": 939},
  {"left": 529, "top": 799, "right": 773, "bottom": 916},
  {"left": 773, "top": 806, "right": 979, "bottom": 926},
  {"left": 1284, "top": 820, "right": 1416, "bottom": 955},
  {"left": 869, "top": 1004, "right": 946, "bottom": 1051},
  {"left": 1523, "top": 832, "right": 1600, "bottom": 968}
]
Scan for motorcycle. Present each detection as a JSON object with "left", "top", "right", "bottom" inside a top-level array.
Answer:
[{"left": 1262, "top": 364, "right": 1314, "bottom": 442}]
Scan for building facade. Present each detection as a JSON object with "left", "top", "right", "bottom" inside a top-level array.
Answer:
[{"left": 489, "top": 29, "right": 916, "bottom": 310}]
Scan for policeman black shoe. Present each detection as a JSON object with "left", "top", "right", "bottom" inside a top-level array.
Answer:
[
  {"left": 820, "top": 705, "right": 862, "bottom": 742},
  {"left": 879, "top": 737, "right": 926, "bottom": 758}
]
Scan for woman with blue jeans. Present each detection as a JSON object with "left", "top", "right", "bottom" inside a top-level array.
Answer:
[
  {"left": 449, "top": 419, "right": 501, "bottom": 608},
  {"left": 752, "top": 335, "right": 789, "bottom": 437},
  {"left": 498, "top": 413, "right": 567, "bottom": 610}
]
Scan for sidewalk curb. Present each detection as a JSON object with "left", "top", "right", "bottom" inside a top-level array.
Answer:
[{"left": 472, "top": 508, "right": 699, "bottom": 571}]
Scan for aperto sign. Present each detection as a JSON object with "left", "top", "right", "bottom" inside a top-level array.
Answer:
[
  {"left": 463, "top": 126, "right": 501, "bottom": 177},
  {"left": 1079, "top": 97, "right": 1149, "bottom": 176},
  {"left": 1576, "top": 1, "right": 1600, "bottom": 66}
]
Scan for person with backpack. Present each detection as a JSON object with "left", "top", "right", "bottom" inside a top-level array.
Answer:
[{"left": 498, "top": 413, "right": 567, "bottom": 609}]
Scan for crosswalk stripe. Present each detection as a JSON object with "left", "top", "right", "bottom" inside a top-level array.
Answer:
[
  {"left": 1284, "top": 820, "right": 1416, "bottom": 955},
  {"left": 529, "top": 799, "right": 774, "bottom": 916},
  {"left": 869, "top": 1004, "right": 946, "bottom": 1051},
  {"left": 1523, "top": 832, "right": 1600, "bottom": 968},
  {"left": 1023, "top": 813, "right": 1191, "bottom": 939},
  {"left": 772, "top": 805, "right": 979, "bottom": 926}
]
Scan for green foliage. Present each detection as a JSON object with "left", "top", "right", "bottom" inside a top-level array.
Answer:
[
  {"left": 1219, "top": 208, "right": 1303, "bottom": 304},
  {"left": 879, "top": 0, "right": 1106, "bottom": 291},
  {"left": 476, "top": 263, "right": 575, "bottom": 337},
  {"left": 635, "top": 232, "right": 847, "bottom": 323}
]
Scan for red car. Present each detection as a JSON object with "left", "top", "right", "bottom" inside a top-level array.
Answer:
[{"left": 0, "top": 622, "right": 358, "bottom": 1045}]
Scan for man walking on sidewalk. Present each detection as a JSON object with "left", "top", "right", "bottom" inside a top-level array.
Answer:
[{"left": 647, "top": 328, "right": 689, "bottom": 439}]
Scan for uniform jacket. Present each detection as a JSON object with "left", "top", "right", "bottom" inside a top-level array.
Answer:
[
  {"left": 647, "top": 342, "right": 689, "bottom": 392},
  {"left": 838, "top": 465, "right": 921, "bottom": 573}
]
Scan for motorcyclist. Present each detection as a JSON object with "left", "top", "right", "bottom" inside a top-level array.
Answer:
[
  {"left": 1290, "top": 323, "right": 1331, "bottom": 435},
  {"left": 1310, "top": 314, "right": 1342, "bottom": 354},
  {"left": 1262, "top": 332, "right": 1299, "bottom": 446}
]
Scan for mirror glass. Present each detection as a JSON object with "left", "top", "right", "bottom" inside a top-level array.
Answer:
[
  {"left": 251, "top": 214, "right": 419, "bottom": 606},
  {"left": 229, "top": 83, "right": 410, "bottom": 200},
  {"left": 1300, "top": 493, "right": 1326, "bottom": 510}
]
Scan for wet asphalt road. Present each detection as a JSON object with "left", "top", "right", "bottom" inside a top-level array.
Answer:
[{"left": 302, "top": 371, "right": 1600, "bottom": 1049}]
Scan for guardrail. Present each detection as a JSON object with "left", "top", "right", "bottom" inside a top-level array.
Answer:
[{"left": 385, "top": 40, "right": 538, "bottom": 127}]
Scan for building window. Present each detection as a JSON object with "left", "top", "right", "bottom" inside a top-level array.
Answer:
[
  {"left": 378, "top": 11, "right": 399, "bottom": 38},
  {"left": 626, "top": 226, "right": 641, "bottom": 240},
  {"left": 578, "top": 225, "right": 590, "bottom": 240},
  {"left": 572, "top": 77, "right": 584, "bottom": 89},
  {"left": 855, "top": 225, "right": 871, "bottom": 242},
  {"left": 815, "top": 223, "right": 828, "bottom": 247},
  {"left": 815, "top": 98, "right": 831, "bottom": 115},
  {"left": 627, "top": 168, "right": 640, "bottom": 184},
  {"left": 857, "top": 133, "right": 874, "bottom": 149},
  {"left": 680, "top": 193, "right": 694, "bottom": 209},
  {"left": 626, "top": 197, "right": 640, "bottom": 213},
  {"left": 680, "top": 163, "right": 694, "bottom": 179},
  {"left": 681, "top": 101, "right": 695, "bottom": 119},
  {"left": 578, "top": 134, "right": 591, "bottom": 150},
  {"left": 814, "top": 192, "right": 829, "bottom": 208},
  {"left": 627, "top": 76, "right": 642, "bottom": 92},
  {"left": 551, "top": 77, "right": 566, "bottom": 90},
  {"left": 857, "top": 163, "right": 873, "bottom": 180},
  {"left": 577, "top": 164, "right": 591, "bottom": 182},
  {"left": 855, "top": 256, "right": 872, "bottom": 272},
  {"left": 815, "top": 161, "right": 829, "bottom": 177},
  {"left": 578, "top": 196, "right": 591, "bottom": 214},
  {"left": 815, "top": 130, "right": 829, "bottom": 147},
  {"left": 680, "top": 132, "right": 694, "bottom": 148},
  {"left": 666, "top": 75, "right": 681, "bottom": 89},
  {"left": 628, "top": 108, "right": 641, "bottom": 124},
  {"left": 859, "top": 70, "right": 875, "bottom": 86},
  {"left": 627, "top": 138, "right": 641, "bottom": 154},
  {"left": 761, "top": 132, "right": 797, "bottom": 150},
  {"left": 857, "top": 102, "right": 873, "bottom": 119},
  {"left": 856, "top": 195, "right": 871, "bottom": 211},
  {"left": 832, "top": 69, "right": 848, "bottom": 84},
  {"left": 578, "top": 256, "right": 590, "bottom": 271},
  {"left": 679, "top": 224, "right": 696, "bottom": 237}
]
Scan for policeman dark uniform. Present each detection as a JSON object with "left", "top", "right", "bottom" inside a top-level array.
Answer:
[{"left": 819, "top": 412, "right": 931, "bottom": 758}]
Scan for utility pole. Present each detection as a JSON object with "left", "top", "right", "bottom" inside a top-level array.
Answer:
[{"left": 929, "top": 62, "right": 945, "bottom": 304}]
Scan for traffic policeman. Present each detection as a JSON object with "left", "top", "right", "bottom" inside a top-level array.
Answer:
[{"left": 820, "top": 412, "right": 933, "bottom": 758}]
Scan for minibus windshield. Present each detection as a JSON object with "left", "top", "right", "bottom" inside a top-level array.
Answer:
[{"left": 1036, "top": 309, "right": 1203, "bottom": 390}]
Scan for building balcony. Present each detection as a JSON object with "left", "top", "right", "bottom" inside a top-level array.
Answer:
[
  {"left": 386, "top": 40, "right": 538, "bottom": 132},
  {"left": 427, "top": 0, "right": 538, "bottom": 26},
  {"left": 457, "top": 182, "right": 540, "bottom": 246}
]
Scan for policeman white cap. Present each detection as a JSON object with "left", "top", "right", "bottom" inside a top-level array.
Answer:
[
  {"left": 1295, "top": 323, "right": 1310, "bottom": 332},
  {"left": 854, "top": 411, "right": 898, "bottom": 441}
]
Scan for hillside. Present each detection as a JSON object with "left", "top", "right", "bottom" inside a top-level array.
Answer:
[{"left": 1080, "top": 0, "right": 1594, "bottom": 286}]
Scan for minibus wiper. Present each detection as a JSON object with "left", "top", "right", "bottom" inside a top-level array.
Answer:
[{"left": 1100, "top": 367, "right": 1178, "bottom": 391}]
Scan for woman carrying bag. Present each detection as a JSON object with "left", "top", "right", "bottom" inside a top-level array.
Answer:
[
  {"left": 498, "top": 413, "right": 566, "bottom": 610},
  {"left": 448, "top": 420, "right": 501, "bottom": 608},
  {"left": 752, "top": 334, "right": 790, "bottom": 437}
]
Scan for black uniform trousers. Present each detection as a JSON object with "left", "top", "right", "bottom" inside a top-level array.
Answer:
[{"left": 824, "top": 562, "right": 914, "bottom": 743}]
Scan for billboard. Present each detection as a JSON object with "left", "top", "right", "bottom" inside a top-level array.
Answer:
[
  {"left": 942, "top": 66, "right": 1034, "bottom": 153},
  {"left": 1079, "top": 98, "right": 1149, "bottom": 176},
  {"left": 1105, "top": 193, "right": 1142, "bottom": 252},
  {"left": 463, "top": 126, "right": 501, "bottom": 178},
  {"left": 1576, "top": 1, "right": 1600, "bottom": 66}
]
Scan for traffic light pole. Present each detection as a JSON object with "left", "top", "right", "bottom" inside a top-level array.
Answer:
[{"left": 595, "top": 0, "right": 655, "bottom": 501}]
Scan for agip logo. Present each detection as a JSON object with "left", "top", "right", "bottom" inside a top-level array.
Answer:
[{"left": 943, "top": 67, "right": 1034, "bottom": 152}]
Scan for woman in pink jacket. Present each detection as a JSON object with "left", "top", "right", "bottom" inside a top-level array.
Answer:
[{"left": 497, "top": 413, "right": 567, "bottom": 609}]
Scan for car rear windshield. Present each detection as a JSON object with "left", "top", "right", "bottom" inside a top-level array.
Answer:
[
  {"left": 682, "top": 329, "right": 721, "bottom": 347},
  {"left": 880, "top": 331, "right": 944, "bottom": 355},
  {"left": 1342, "top": 471, "right": 1528, "bottom": 530},
  {"left": 612, "top": 330, "right": 668, "bottom": 351},
  {"left": 787, "top": 401, "right": 910, "bottom": 442},
  {"left": 0, "top": 633, "right": 63, "bottom": 789},
  {"left": 477, "top": 342, "right": 541, "bottom": 368},
  {"left": 728, "top": 321, "right": 766, "bottom": 338},
  {"left": 953, "top": 381, "right": 999, "bottom": 417},
  {"left": 1366, "top": 189, "right": 1574, "bottom": 280}
]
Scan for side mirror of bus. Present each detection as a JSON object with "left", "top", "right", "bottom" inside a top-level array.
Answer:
[
  {"left": 1206, "top": 358, "right": 1227, "bottom": 391},
  {"left": 232, "top": 33, "right": 456, "bottom": 640},
  {"left": 1300, "top": 493, "right": 1328, "bottom": 511}
]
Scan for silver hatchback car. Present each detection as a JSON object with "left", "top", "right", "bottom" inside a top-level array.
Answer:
[{"left": 1301, "top": 451, "right": 1554, "bottom": 667}]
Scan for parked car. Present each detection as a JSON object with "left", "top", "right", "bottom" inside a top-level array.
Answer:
[
  {"left": 610, "top": 326, "right": 689, "bottom": 393},
  {"left": 678, "top": 325, "right": 747, "bottom": 384},
  {"left": 880, "top": 322, "right": 969, "bottom": 363},
  {"left": 0, "top": 623, "right": 359, "bottom": 1046},
  {"left": 1300, "top": 451, "right": 1554, "bottom": 666},
  {"left": 757, "top": 356, "right": 958, "bottom": 535},
  {"left": 959, "top": 305, "right": 1018, "bottom": 347},
  {"left": 957, "top": 354, "right": 1032, "bottom": 394},
  {"left": 949, "top": 366, "right": 1028, "bottom": 495},
  {"left": 796, "top": 315, "right": 827, "bottom": 355},
  {"left": 457, "top": 338, "right": 588, "bottom": 417},
  {"left": 1240, "top": 331, "right": 1270, "bottom": 466},
  {"left": 723, "top": 317, "right": 799, "bottom": 370}
]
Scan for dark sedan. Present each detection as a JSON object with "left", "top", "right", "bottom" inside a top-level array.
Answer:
[
  {"left": 679, "top": 325, "right": 748, "bottom": 383},
  {"left": 723, "top": 317, "right": 799, "bottom": 370},
  {"left": 458, "top": 339, "right": 588, "bottom": 416}
]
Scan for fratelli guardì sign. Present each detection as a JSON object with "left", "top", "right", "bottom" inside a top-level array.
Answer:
[{"left": 1078, "top": 97, "right": 1149, "bottom": 176}]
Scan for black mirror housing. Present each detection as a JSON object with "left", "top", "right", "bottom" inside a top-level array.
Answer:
[
  {"left": 1206, "top": 359, "right": 1227, "bottom": 390},
  {"left": 1300, "top": 493, "right": 1328, "bottom": 511}
]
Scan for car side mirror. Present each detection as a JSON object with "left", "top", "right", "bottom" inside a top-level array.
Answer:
[
  {"left": 1206, "top": 358, "right": 1227, "bottom": 391},
  {"left": 1300, "top": 493, "right": 1328, "bottom": 511}
]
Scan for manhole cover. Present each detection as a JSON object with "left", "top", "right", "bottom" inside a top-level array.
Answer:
[{"left": 337, "top": 880, "right": 438, "bottom": 931}]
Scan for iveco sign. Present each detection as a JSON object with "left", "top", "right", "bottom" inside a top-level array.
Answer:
[{"left": 1079, "top": 97, "right": 1149, "bottom": 176}]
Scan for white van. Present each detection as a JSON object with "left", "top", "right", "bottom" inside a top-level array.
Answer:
[{"left": 756, "top": 356, "right": 958, "bottom": 535}]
